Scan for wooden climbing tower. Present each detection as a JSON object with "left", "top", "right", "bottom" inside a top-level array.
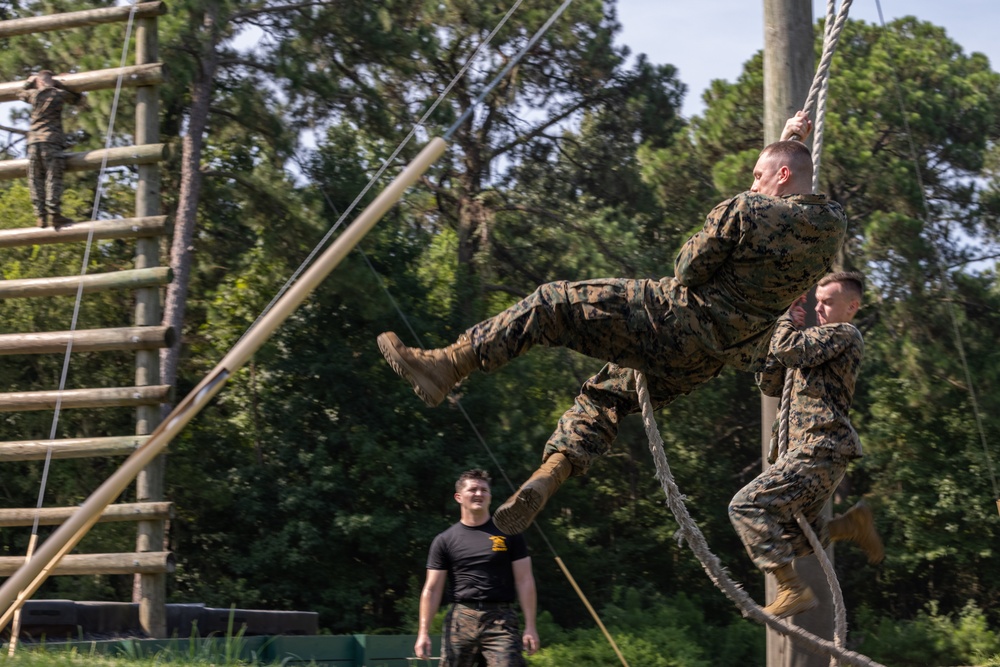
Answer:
[{"left": 0, "top": 3, "right": 172, "bottom": 638}]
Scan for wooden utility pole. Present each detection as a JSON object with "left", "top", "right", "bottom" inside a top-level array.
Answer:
[{"left": 762, "top": 2, "right": 831, "bottom": 667}]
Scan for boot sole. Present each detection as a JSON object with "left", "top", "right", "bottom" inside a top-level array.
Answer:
[
  {"left": 493, "top": 487, "right": 543, "bottom": 535},
  {"left": 376, "top": 333, "right": 447, "bottom": 407},
  {"left": 853, "top": 501, "right": 885, "bottom": 565}
]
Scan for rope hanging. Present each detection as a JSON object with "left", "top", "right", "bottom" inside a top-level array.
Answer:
[
  {"left": 800, "top": 0, "right": 853, "bottom": 193},
  {"left": 635, "top": 370, "right": 884, "bottom": 667}
]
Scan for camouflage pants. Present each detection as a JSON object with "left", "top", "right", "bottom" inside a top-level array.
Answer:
[
  {"left": 468, "top": 279, "right": 724, "bottom": 474},
  {"left": 442, "top": 605, "right": 524, "bottom": 667},
  {"left": 729, "top": 445, "right": 849, "bottom": 571},
  {"left": 27, "top": 142, "right": 66, "bottom": 221}
]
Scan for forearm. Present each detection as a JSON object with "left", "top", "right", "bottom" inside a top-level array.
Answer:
[
  {"left": 517, "top": 577, "right": 537, "bottom": 631},
  {"left": 770, "top": 317, "right": 858, "bottom": 368},
  {"left": 417, "top": 587, "right": 443, "bottom": 636}
]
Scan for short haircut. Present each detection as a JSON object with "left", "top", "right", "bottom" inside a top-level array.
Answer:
[
  {"left": 37, "top": 70, "right": 53, "bottom": 77},
  {"left": 760, "top": 140, "right": 813, "bottom": 173},
  {"left": 456, "top": 468, "right": 491, "bottom": 493},
  {"left": 819, "top": 271, "right": 865, "bottom": 300}
]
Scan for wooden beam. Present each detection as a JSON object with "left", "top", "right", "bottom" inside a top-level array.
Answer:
[
  {"left": 0, "top": 385, "right": 172, "bottom": 412},
  {"left": 0, "top": 502, "right": 172, "bottom": 527},
  {"left": 0, "top": 326, "right": 174, "bottom": 356},
  {"left": 0, "top": 552, "right": 173, "bottom": 576},
  {"left": 0, "top": 143, "right": 168, "bottom": 181},
  {"left": 0, "top": 2, "right": 166, "bottom": 39},
  {"left": 0, "top": 64, "right": 163, "bottom": 103},
  {"left": 0, "top": 216, "right": 170, "bottom": 249},
  {"left": 0, "top": 436, "right": 148, "bottom": 461},
  {"left": 0, "top": 267, "right": 172, "bottom": 299}
]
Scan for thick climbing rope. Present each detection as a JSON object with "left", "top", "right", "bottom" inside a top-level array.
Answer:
[
  {"left": 635, "top": 370, "right": 884, "bottom": 667},
  {"left": 872, "top": 0, "right": 1000, "bottom": 517},
  {"left": 11, "top": 1, "right": 144, "bottom": 654},
  {"left": 800, "top": 0, "right": 852, "bottom": 193},
  {"left": 773, "top": 4, "right": 856, "bottom": 660}
]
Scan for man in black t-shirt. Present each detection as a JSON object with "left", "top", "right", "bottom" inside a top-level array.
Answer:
[{"left": 415, "top": 469, "right": 539, "bottom": 666}]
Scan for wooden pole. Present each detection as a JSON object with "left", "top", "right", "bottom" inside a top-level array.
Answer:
[
  {"left": 0, "top": 64, "right": 163, "bottom": 102},
  {"left": 0, "top": 143, "right": 167, "bottom": 180},
  {"left": 133, "top": 14, "right": 166, "bottom": 637},
  {"left": 762, "top": 3, "right": 825, "bottom": 667},
  {"left": 0, "top": 502, "right": 172, "bottom": 527},
  {"left": 0, "top": 552, "right": 173, "bottom": 576},
  {"left": 0, "top": 2, "right": 166, "bottom": 38},
  {"left": 0, "top": 385, "right": 172, "bottom": 412},
  {"left": 0, "top": 136, "right": 448, "bottom": 633},
  {"left": 0, "top": 267, "right": 172, "bottom": 299},
  {"left": 0, "top": 216, "right": 169, "bottom": 248},
  {"left": 0, "top": 436, "right": 148, "bottom": 461},
  {"left": 0, "top": 326, "right": 174, "bottom": 355}
]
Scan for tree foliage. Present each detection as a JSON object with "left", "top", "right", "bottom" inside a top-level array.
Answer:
[{"left": 0, "top": 4, "right": 998, "bottom": 655}]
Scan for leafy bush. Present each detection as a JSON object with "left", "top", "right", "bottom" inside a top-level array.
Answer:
[
  {"left": 528, "top": 587, "right": 762, "bottom": 667},
  {"left": 857, "top": 601, "right": 1000, "bottom": 667}
]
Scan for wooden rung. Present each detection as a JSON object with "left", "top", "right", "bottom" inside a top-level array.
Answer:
[
  {"left": 0, "top": 385, "right": 172, "bottom": 412},
  {"left": 0, "top": 435, "right": 148, "bottom": 461},
  {"left": 0, "top": 502, "right": 173, "bottom": 527},
  {"left": 0, "top": 143, "right": 168, "bottom": 181},
  {"left": 0, "top": 64, "right": 163, "bottom": 103},
  {"left": 0, "top": 552, "right": 174, "bottom": 576},
  {"left": 0, "top": 215, "right": 169, "bottom": 248},
  {"left": 0, "top": 266, "right": 172, "bottom": 299},
  {"left": 0, "top": 325, "right": 174, "bottom": 356},
  {"left": 0, "top": 2, "right": 166, "bottom": 39}
]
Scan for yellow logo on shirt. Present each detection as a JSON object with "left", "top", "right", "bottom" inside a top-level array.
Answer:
[{"left": 489, "top": 535, "right": 508, "bottom": 552}]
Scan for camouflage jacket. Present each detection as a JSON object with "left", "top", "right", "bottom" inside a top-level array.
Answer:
[
  {"left": 757, "top": 314, "right": 864, "bottom": 458},
  {"left": 17, "top": 82, "right": 82, "bottom": 146},
  {"left": 669, "top": 192, "right": 846, "bottom": 371}
]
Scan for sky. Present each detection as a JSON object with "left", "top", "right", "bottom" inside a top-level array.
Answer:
[{"left": 614, "top": 0, "right": 1000, "bottom": 118}]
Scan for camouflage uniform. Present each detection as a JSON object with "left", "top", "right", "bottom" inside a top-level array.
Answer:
[
  {"left": 729, "top": 313, "right": 864, "bottom": 571},
  {"left": 468, "top": 192, "right": 847, "bottom": 473},
  {"left": 17, "top": 82, "right": 81, "bottom": 223},
  {"left": 442, "top": 604, "right": 525, "bottom": 667}
]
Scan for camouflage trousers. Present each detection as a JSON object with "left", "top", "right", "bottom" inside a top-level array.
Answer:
[
  {"left": 442, "top": 604, "right": 524, "bottom": 667},
  {"left": 27, "top": 142, "right": 66, "bottom": 221},
  {"left": 729, "top": 445, "right": 849, "bottom": 572},
  {"left": 467, "top": 279, "right": 725, "bottom": 474}
]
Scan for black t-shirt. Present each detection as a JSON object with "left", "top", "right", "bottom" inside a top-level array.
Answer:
[{"left": 426, "top": 518, "right": 529, "bottom": 603}]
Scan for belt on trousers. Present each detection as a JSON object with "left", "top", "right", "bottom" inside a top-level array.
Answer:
[{"left": 455, "top": 600, "right": 514, "bottom": 611}]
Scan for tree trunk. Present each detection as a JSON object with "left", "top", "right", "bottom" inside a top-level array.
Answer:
[{"left": 160, "top": 7, "right": 220, "bottom": 408}]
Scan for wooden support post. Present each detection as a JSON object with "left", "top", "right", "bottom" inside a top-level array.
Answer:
[
  {"left": 0, "top": 436, "right": 148, "bottom": 461},
  {"left": 0, "top": 502, "right": 173, "bottom": 527},
  {"left": 0, "top": 2, "right": 166, "bottom": 38},
  {"left": 0, "top": 216, "right": 170, "bottom": 248},
  {"left": 134, "top": 13, "right": 167, "bottom": 638},
  {"left": 0, "top": 143, "right": 167, "bottom": 181},
  {"left": 763, "top": 2, "right": 825, "bottom": 667},
  {"left": 0, "top": 385, "right": 172, "bottom": 412},
  {"left": 0, "top": 326, "right": 174, "bottom": 355},
  {"left": 0, "top": 552, "right": 173, "bottom": 576},
  {"left": 0, "top": 64, "right": 163, "bottom": 102},
  {"left": 0, "top": 266, "right": 172, "bottom": 299}
]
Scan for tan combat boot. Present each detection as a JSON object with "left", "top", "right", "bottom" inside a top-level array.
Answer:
[
  {"left": 376, "top": 331, "right": 478, "bottom": 407},
  {"left": 762, "top": 564, "right": 817, "bottom": 619},
  {"left": 493, "top": 453, "right": 573, "bottom": 535},
  {"left": 828, "top": 500, "right": 884, "bottom": 564}
]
